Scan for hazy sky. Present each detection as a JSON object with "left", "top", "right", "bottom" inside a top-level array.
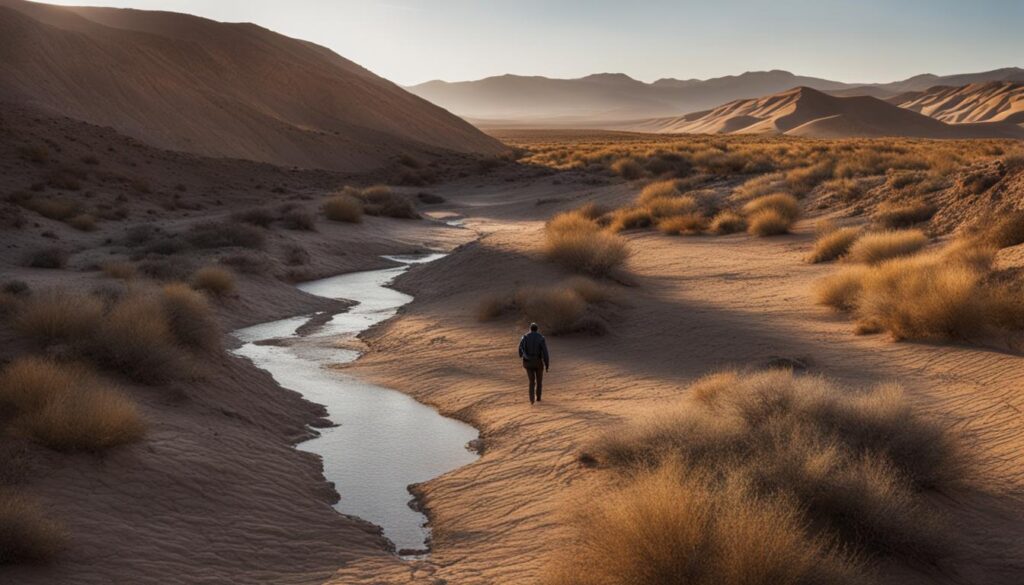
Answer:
[{"left": 46, "top": 0, "right": 1023, "bottom": 86}]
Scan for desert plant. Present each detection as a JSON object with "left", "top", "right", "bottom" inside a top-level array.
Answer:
[
  {"left": 568, "top": 369, "right": 964, "bottom": 583},
  {"left": 646, "top": 196, "right": 699, "bottom": 219},
  {"left": 814, "top": 265, "right": 872, "bottom": 311},
  {"left": 874, "top": 199, "right": 936, "bottom": 229},
  {"left": 323, "top": 194, "right": 364, "bottom": 223},
  {"left": 845, "top": 230, "right": 928, "bottom": 264},
  {"left": 807, "top": 227, "right": 862, "bottom": 263},
  {"left": 191, "top": 266, "right": 236, "bottom": 297},
  {"left": 636, "top": 180, "right": 681, "bottom": 205},
  {"left": 709, "top": 210, "right": 746, "bottom": 234},
  {"left": 657, "top": 212, "right": 707, "bottom": 235},
  {"left": 0, "top": 358, "right": 144, "bottom": 452},
  {"left": 0, "top": 491, "right": 65, "bottom": 564},
  {"left": 743, "top": 193, "right": 801, "bottom": 221},
  {"left": 231, "top": 207, "right": 276, "bottom": 227},
  {"left": 161, "top": 283, "right": 220, "bottom": 352},
  {"left": 280, "top": 209, "right": 315, "bottom": 231},
  {"left": 607, "top": 207, "right": 653, "bottom": 232},
  {"left": 747, "top": 209, "right": 793, "bottom": 236},
  {"left": 89, "top": 295, "right": 183, "bottom": 383},
  {"left": 358, "top": 185, "right": 419, "bottom": 219},
  {"left": 545, "top": 212, "right": 630, "bottom": 277},
  {"left": 23, "top": 247, "right": 68, "bottom": 269},
  {"left": 611, "top": 158, "right": 643, "bottom": 180},
  {"left": 14, "top": 290, "right": 104, "bottom": 344}
]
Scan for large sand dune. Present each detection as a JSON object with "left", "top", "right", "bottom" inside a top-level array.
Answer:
[
  {"left": 625, "top": 86, "right": 1024, "bottom": 138},
  {"left": 891, "top": 81, "right": 1024, "bottom": 125},
  {"left": 0, "top": 0, "right": 505, "bottom": 171}
]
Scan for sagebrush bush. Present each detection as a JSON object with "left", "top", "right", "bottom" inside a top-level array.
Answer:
[
  {"left": 15, "top": 290, "right": 103, "bottom": 344},
  {"left": 0, "top": 358, "right": 144, "bottom": 452},
  {"left": 807, "top": 227, "right": 862, "bottom": 263},
  {"left": 874, "top": 199, "right": 936, "bottom": 229},
  {"left": 709, "top": 210, "right": 746, "bottom": 234},
  {"left": 814, "top": 266, "right": 872, "bottom": 311},
  {"left": 747, "top": 209, "right": 793, "bottom": 236},
  {"left": 657, "top": 212, "right": 707, "bottom": 235},
  {"left": 545, "top": 212, "right": 629, "bottom": 277},
  {"left": 161, "top": 284, "right": 220, "bottom": 352},
  {"left": 0, "top": 491, "right": 65, "bottom": 564},
  {"left": 743, "top": 193, "right": 801, "bottom": 221},
  {"left": 558, "top": 369, "right": 965, "bottom": 584},
  {"left": 845, "top": 230, "right": 928, "bottom": 264},
  {"left": 323, "top": 194, "right": 364, "bottom": 223},
  {"left": 24, "top": 247, "right": 68, "bottom": 269},
  {"left": 90, "top": 295, "right": 184, "bottom": 383},
  {"left": 607, "top": 207, "right": 652, "bottom": 232},
  {"left": 544, "top": 462, "right": 858, "bottom": 585},
  {"left": 477, "top": 277, "right": 612, "bottom": 335},
  {"left": 611, "top": 158, "right": 643, "bottom": 180},
  {"left": 192, "top": 266, "right": 236, "bottom": 297},
  {"left": 636, "top": 180, "right": 680, "bottom": 205},
  {"left": 358, "top": 185, "right": 419, "bottom": 219}
]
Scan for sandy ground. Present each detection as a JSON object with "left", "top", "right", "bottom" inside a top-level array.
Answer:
[{"left": 324, "top": 177, "right": 1024, "bottom": 584}]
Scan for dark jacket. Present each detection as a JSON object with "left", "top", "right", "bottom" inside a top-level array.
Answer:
[{"left": 518, "top": 331, "right": 549, "bottom": 368}]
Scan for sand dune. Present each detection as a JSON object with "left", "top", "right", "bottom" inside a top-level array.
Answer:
[
  {"left": 891, "top": 82, "right": 1024, "bottom": 125},
  {"left": 625, "top": 87, "right": 1024, "bottom": 138},
  {"left": 0, "top": 0, "right": 505, "bottom": 171}
]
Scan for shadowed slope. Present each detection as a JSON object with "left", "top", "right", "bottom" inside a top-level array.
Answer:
[{"left": 0, "top": 0, "right": 505, "bottom": 171}]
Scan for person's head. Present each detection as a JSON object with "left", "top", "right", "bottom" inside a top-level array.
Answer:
[{"left": 530, "top": 322, "right": 539, "bottom": 332}]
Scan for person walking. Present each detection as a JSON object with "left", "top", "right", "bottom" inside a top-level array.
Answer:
[{"left": 518, "top": 323, "right": 550, "bottom": 404}]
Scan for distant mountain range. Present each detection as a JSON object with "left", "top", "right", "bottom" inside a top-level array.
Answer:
[
  {"left": 407, "top": 68, "right": 1024, "bottom": 126},
  {"left": 0, "top": 0, "right": 505, "bottom": 172}
]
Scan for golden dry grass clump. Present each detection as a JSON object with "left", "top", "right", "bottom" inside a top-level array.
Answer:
[
  {"left": 551, "top": 369, "right": 965, "bottom": 584},
  {"left": 708, "top": 210, "right": 746, "bottom": 234},
  {"left": 0, "top": 490, "right": 66, "bottom": 564},
  {"left": 0, "top": 357, "right": 145, "bottom": 452},
  {"left": 323, "top": 193, "right": 364, "bottom": 223},
  {"left": 545, "top": 210, "right": 629, "bottom": 277},
  {"left": 807, "top": 226, "right": 862, "bottom": 263},
  {"left": 191, "top": 266, "right": 236, "bottom": 297},
  {"left": 873, "top": 199, "right": 937, "bottom": 229},
  {"left": 477, "top": 276, "right": 612, "bottom": 335},
  {"left": 816, "top": 238, "right": 1024, "bottom": 340},
  {"left": 845, "top": 230, "right": 929, "bottom": 264},
  {"left": 12, "top": 287, "right": 222, "bottom": 383},
  {"left": 742, "top": 193, "right": 800, "bottom": 237}
]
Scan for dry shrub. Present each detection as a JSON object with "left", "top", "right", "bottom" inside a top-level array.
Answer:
[
  {"left": 220, "top": 251, "right": 272, "bottom": 274},
  {"left": 280, "top": 209, "right": 315, "bottom": 231},
  {"left": 816, "top": 239, "right": 1024, "bottom": 340},
  {"left": 514, "top": 286, "right": 587, "bottom": 334},
  {"left": 747, "top": 209, "right": 793, "bottom": 236},
  {"left": 0, "top": 491, "right": 65, "bottom": 564},
  {"left": 90, "top": 295, "right": 183, "bottom": 383},
  {"left": 0, "top": 358, "right": 144, "bottom": 452},
  {"left": 646, "top": 196, "right": 699, "bottom": 219},
  {"left": 161, "top": 283, "right": 220, "bottom": 352},
  {"left": 874, "top": 199, "right": 936, "bottom": 229},
  {"left": 231, "top": 207, "right": 275, "bottom": 227},
  {"left": 607, "top": 207, "right": 652, "bottom": 232},
  {"left": 807, "top": 227, "right": 861, "bottom": 263},
  {"left": 845, "top": 230, "right": 928, "bottom": 264},
  {"left": 323, "top": 194, "right": 364, "bottom": 223},
  {"left": 814, "top": 265, "right": 872, "bottom": 311},
  {"left": 545, "top": 212, "right": 629, "bottom": 277},
  {"left": 15, "top": 290, "right": 103, "bottom": 344},
  {"left": 192, "top": 266, "right": 236, "bottom": 297},
  {"left": 734, "top": 172, "right": 785, "bottom": 201},
  {"left": 709, "top": 210, "right": 746, "bottom": 234},
  {"left": 477, "top": 277, "right": 612, "bottom": 335},
  {"left": 102, "top": 261, "right": 137, "bottom": 280},
  {"left": 560, "top": 369, "right": 965, "bottom": 584},
  {"left": 637, "top": 180, "right": 680, "bottom": 205},
  {"left": 976, "top": 210, "right": 1024, "bottom": 249},
  {"left": 20, "top": 197, "right": 80, "bottom": 221},
  {"left": 358, "top": 185, "right": 419, "bottom": 219},
  {"left": 544, "top": 463, "right": 855, "bottom": 585},
  {"left": 742, "top": 193, "right": 801, "bottom": 221},
  {"left": 611, "top": 158, "right": 643, "bottom": 180},
  {"left": 23, "top": 247, "right": 68, "bottom": 269},
  {"left": 821, "top": 178, "right": 864, "bottom": 201},
  {"left": 785, "top": 161, "right": 834, "bottom": 195},
  {"left": 657, "top": 212, "right": 707, "bottom": 235}
]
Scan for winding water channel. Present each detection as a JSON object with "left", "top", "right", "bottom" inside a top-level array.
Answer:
[{"left": 231, "top": 254, "right": 479, "bottom": 554}]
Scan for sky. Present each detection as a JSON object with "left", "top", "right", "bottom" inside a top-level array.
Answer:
[{"left": 45, "top": 0, "right": 1024, "bottom": 86}]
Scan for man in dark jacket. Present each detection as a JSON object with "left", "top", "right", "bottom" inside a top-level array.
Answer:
[{"left": 518, "top": 323, "right": 550, "bottom": 404}]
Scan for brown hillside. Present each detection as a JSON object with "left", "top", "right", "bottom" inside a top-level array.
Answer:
[{"left": 0, "top": 0, "right": 506, "bottom": 171}]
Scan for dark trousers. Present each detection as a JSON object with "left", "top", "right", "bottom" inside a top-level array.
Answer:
[{"left": 525, "top": 361, "right": 544, "bottom": 402}]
